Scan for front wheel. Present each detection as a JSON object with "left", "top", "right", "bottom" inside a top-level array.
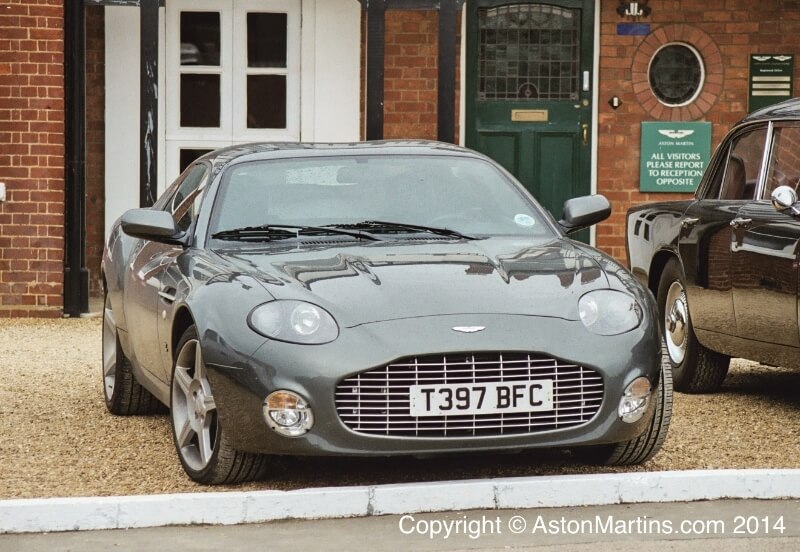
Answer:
[
  {"left": 170, "top": 325, "right": 268, "bottom": 484},
  {"left": 586, "top": 337, "right": 674, "bottom": 466},
  {"left": 657, "top": 258, "right": 729, "bottom": 393}
]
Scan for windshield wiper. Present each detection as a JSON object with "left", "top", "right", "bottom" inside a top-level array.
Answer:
[
  {"left": 212, "top": 224, "right": 382, "bottom": 242},
  {"left": 329, "top": 220, "right": 477, "bottom": 240}
]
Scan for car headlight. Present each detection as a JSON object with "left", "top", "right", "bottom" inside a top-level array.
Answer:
[
  {"left": 578, "top": 290, "right": 642, "bottom": 335},
  {"left": 248, "top": 300, "right": 339, "bottom": 344}
]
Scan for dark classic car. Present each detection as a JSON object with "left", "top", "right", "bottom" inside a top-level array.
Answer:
[
  {"left": 103, "top": 141, "right": 671, "bottom": 484},
  {"left": 627, "top": 98, "right": 800, "bottom": 393}
]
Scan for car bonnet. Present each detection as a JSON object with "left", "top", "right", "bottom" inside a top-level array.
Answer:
[{"left": 213, "top": 238, "right": 610, "bottom": 328}]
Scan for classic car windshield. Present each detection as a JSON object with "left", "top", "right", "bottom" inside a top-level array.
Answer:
[{"left": 209, "top": 155, "right": 555, "bottom": 239}]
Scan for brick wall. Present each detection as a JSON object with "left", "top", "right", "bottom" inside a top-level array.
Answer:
[
  {"left": 597, "top": 0, "right": 800, "bottom": 262},
  {"left": 0, "top": 0, "right": 65, "bottom": 317},
  {"left": 380, "top": 10, "right": 461, "bottom": 141},
  {"left": 86, "top": 5, "right": 104, "bottom": 297},
  {"left": 384, "top": 10, "right": 439, "bottom": 139}
]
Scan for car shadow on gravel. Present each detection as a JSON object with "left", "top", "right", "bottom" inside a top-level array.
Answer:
[{"left": 719, "top": 366, "right": 800, "bottom": 408}]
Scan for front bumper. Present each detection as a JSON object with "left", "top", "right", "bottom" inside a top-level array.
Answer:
[{"left": 204, "top": 313, "right": 661, "bottom": 456}]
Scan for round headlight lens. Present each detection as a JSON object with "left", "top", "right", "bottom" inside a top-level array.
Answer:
[
  {"left": 249, "top": 300, "right": 339, "bottom": 344},
  {"left": 578, "top": 290, "right": 642, "bottom": 335},
  {"left": 290, "top": 303, "right": 322, "bottom": 336}
]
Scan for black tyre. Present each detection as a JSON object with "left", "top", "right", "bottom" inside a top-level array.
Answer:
[
  {"left": 598, "top": 338, "right": 674, "bottom": 466},
  {"left": 102, "top": 292, "right": 167, "bottom": 415},
  {"left": 657, "top": 258, "right": 729, "bottom": 393},
  {"left": 170, "top": 325, "right": 268, "bottom": 484}
]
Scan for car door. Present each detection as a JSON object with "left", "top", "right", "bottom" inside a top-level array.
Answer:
[
  {"left": 155, "top": 163, "right": 211, "bottom": 382},
  {"left": 731, "top": 123, "right": 800, "bottom": 348},
  {"left": 678, "top": 124, "right": 768, "bottom": 336},
  {"left": 124, "top": 163, "right": 210, "bottom": 383}
]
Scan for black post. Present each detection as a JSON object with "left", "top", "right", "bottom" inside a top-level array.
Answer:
[
  {"left": 140, "top": 0, "right": 159, "bottom": 207},
  {"left": 366, "top": 0, "right": 386, "bottom": 140},
  {"left": 437, "top": 0, "right": 458, "bottom": 143},
  {"left": 64, "top": 0, "right": 89, "bottom": 316}
]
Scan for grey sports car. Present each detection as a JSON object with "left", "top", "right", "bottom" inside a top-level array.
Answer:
[{"left": 102, "top": 141, "right": 671, "bottom": 484}]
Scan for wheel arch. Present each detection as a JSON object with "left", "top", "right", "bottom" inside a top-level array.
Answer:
[
  {"left": 171, "top": 306, "right": 196, "bottom": 363},
  {"left": 648, "top": 249, "right": 680, "bottom": 297}
]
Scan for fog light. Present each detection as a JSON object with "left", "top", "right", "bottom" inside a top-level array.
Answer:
[
  {"left": 263, "top": 390, "right": 314, "bottom": 437},
  {"left": 618, "top": 377, "right": 651, "bottom": 423}
]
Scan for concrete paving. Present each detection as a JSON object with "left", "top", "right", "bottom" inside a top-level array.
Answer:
[{"left": 2, "top": 499, "right": 798, "bottom": 551}]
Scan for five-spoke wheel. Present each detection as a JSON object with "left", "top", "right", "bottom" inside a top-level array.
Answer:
[
  {"left": 102, "top": 293, "right": 117, "bottom": 403},
  {"left": 169, "top": 325, "right": 269, "bottom": 484},
  {"left": 101, "top": 289, "right": 165, "bottom": 415},
  {"left": 171, "top": 335, "right": 219, "bottom": 472}
]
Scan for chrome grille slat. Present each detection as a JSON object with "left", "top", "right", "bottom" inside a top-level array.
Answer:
[
  {"left": 341, "top": 417, "right": 592, "bottom": 428},
  {"left": 335, "top": 375, "right": 601, "bottom": 386},
  {"left": 335, "top": 352, "right": 605, "bottom": 437}
]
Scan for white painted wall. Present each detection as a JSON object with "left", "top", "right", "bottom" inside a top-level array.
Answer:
[
  {"left": 104, "top": 6, "right": 140, "bottom": 236},
  {"left": 304, "top": 0, "right": 361, "bottom": 142}
]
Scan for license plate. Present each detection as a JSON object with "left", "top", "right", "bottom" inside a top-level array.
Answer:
[{"left": 409, "top": 380, "right": 554, "bottom": 417}]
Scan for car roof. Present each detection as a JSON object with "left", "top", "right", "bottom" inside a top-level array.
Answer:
[
  {"left": 196, "top": 140, "right": 485, "bottom": 170},
  {"left": 740, "top": 97, "right": 800, "bottom": 124}
]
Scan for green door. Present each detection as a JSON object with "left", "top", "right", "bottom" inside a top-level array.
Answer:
[{"left": 466, "top": 0, "right": 594, "bottom": 242}]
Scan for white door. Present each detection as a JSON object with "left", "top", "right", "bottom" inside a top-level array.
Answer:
[{"left": 165, "top": 0, "right": 301, "bottom": 178}]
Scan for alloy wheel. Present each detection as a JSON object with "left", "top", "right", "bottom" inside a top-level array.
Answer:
[
  {"left": 171, "top": 338, "right": 219, "bottom": 471},
  {"left": 102, "top": 294, "right": 117, "bottom": 401}
]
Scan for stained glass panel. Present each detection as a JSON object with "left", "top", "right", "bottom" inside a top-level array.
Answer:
[{"left": 478, "top": 4, "right": 580, "bottom": 101}]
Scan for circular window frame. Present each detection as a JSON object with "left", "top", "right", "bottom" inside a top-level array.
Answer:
[
  {"left": 647, "top": 42, "right": 706, "bottom": 108},
  {"left": 631, "top": 25, "right": 723, "bottom": 121}
]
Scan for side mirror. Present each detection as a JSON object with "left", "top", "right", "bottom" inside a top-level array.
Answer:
[
  {"left": 120, "top": 208, "right": 187, "bottom": 246},
  {"left": 771, "top": 185, "right": 800, "bottom": 216},
  {"left": 558, "top": 194, "right": 612, "bottom": 234}
]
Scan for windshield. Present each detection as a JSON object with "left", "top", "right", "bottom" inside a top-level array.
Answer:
[{"left": 209, "top": 154, "right": 555, "bottom": 240}]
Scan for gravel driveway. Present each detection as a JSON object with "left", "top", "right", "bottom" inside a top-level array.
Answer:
[{"left": 1, "top": 318, "right": 798, "bottom": 499}]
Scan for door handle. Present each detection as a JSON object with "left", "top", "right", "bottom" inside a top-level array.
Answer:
[
  {"left": 680, "top": 217, "right": 699, "bottom": 229},
  {"left": 730, "top": 217, "right": 752, "bottom": 229},
  {"left": 158, "top": 287, "right": 176, "bottom": 304},
  {"left": 581, "top": 124, "right": 588, "bottom": 145}
]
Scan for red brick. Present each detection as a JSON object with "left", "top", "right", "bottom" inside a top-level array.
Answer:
[{"left": 0, "top": 1, "right": 64, "bottom": 315}]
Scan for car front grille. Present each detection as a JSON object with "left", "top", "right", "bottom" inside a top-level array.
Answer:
[{"left": 335, "top": 353, "right": 604, "bottom": 437}]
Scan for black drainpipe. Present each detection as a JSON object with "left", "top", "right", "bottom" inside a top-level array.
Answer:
[{"left": 63, "top": 0, "right": 89, "bottom": 316}]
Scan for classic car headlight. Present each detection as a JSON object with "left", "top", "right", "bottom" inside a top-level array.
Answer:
[
  {"left": 248, "top": 300, "right": 339, "bottom": 344},
  {"left": 578, "top": 290, "right": 642, "bottom": 335}
]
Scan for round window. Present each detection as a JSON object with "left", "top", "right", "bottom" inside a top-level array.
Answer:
[{"left": 648, "top": 43, "right": 704, "bottom": 106}]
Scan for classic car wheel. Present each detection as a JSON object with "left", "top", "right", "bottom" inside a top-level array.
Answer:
[
  {"left": 657, "top": 259, "right": 729, "bottom": 393},
  {"left": 170, "top": 325, "right": 268, "bottom": 484},
  {"left": 586, "top": 337, "right": 673, "bottom": 466},
  {"left": 102, "top": 292, "right": 166, "bottom": 415}
]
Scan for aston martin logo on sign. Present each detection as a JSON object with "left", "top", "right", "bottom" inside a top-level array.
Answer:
[
  {"left": 452, "top": 326, "right": 486, "bottom": 333},
  {"left": 754, "top": 55, "right": 793, "bottom": 62},
  {"left": 640, "top": 121, "right": 712, "bottom": 193},
  {"left": 657, "top": 129, "right": 695, "bottom": 139}
]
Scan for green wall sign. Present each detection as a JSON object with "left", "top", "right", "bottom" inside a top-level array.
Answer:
[
  {"left": 749, "top": 54, "right": 793, "bottom": 112},
  {"left": 639, "top": 122, "right": 711, "bottom": 193}
]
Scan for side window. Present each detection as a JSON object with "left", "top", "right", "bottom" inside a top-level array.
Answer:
[
  {"left": 765, "top": 125, "right": 800, "bottom": 199},
  {"left": 702, "top": 144, "right": 729, "bottom": 200},
  {"left": 719, "top": 128, "right": 767, "bottom": 200},
  {"left": 169, "top": 163, "right": 209, "bottom": 231}
]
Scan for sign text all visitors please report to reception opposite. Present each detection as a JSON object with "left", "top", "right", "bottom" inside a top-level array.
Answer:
[{"left": 639, "top": 121, "right": 711, "bottom": 193}]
